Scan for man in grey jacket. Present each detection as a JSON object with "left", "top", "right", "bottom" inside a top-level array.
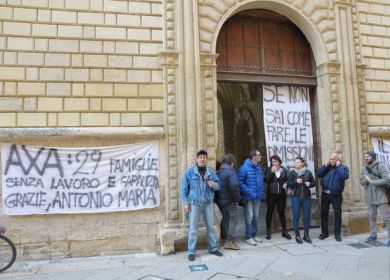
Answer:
[{"left": 360, "top": 151, "right": 390, "bottom": 247}]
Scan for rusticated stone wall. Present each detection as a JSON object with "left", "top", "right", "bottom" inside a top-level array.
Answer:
[{"left": 0, "top": 0, "right": 165, "bottom": 260}]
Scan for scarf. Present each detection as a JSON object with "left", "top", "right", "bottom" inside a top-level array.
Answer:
[{"left": 295, "top": 167, "right": 306, "bottom": 177}]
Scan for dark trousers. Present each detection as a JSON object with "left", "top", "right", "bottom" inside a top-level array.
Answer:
[
  {"left": 218, "top": 203, "right": 238, "bottom": 240},
  {"left": 321, "top": 192, "right": 343, "bottom": 236},
  {"left": 217, "top": 203, "right": 228, "bottom": 239},
  {"left": 266, "top": 193, "right": 287, "bottom": 231}
]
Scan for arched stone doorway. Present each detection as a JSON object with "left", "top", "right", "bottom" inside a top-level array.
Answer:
[
  {"left": 159, "top": 0, "right": 368, "bottom": 254},
  {"left": 216, "top": 9, "right": 320, "bottom": 234}
]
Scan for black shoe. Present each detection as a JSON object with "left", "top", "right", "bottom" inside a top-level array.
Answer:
[
  {"left": 295, "top": 235, "right": 303, "bottom": 244},
  {"left": 188, "top": 254, "right": 195, "bottom": 261},
  {"left": 265, "top": 231, "right": 271, "bottom": 240},
  {"left": 282, "top": 230, "right": 291, "bottom": 240},
  {"left": 210, "top": 250, "right": 223, "bottom": 257},
  {"left": 318, "top": 233, "right": 329, "bottom": 240},
  {"left": 335, "top": 235, "right": 342, "bottom": 242},
  {"left": 303, "top": 234, "right": 312, "bottom": 244}
]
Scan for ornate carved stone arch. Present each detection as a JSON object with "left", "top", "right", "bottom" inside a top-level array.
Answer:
[
  {"left": 198, "top": 0, "right": 336, "bottom": 64},
  {"left": 159, "top": 1, "right": 369, "bottom": 255},
  {"left": 196, "top": 0, "right": 368, "bottom": 232}
]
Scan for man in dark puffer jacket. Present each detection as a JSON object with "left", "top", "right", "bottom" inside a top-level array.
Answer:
[
  {"left": 238, "top": 149, "right": 265, "bottom": 246},
  {"left": 216, "top": 154, "right": 241, "bottom": 250},
  {"left": 317, "top": 152, "right": 349, "bottom": 242}
]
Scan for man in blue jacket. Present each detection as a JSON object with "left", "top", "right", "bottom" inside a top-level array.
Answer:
[
  {"left": 238, "top": 149, "right": 265, "bottom": 246},
  {"left": 181, "top": 150, "right": 223, "bottom": 261},
  {"left": 317, "top": 153, "right": 349, "bottom": 241}
]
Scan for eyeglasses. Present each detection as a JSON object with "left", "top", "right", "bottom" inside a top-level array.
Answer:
[{"left": 255, "top": 154, "right": 261, "bottom": 156}]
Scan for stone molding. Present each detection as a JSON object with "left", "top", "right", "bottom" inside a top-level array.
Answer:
[
  {"left": 0, "top": 127, "right": 164, "bottom": 141},
  {"left": 368, "top": 126, "right": 390, "bottom": 137}
]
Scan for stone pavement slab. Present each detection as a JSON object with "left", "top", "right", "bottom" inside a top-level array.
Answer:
[{"left": 0, "top": 230, "right": 389, "bottom": 280}]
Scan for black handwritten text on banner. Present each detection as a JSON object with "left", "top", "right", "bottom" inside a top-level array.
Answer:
[
  {"left": 263, "top": 85, "right": 315, "bottom": 196},
  {"left": 372, "top": 138, "right": 390, "bottom": 173},
  {"left": 1, "top": 142, "right": 160, "bottom": 215}
]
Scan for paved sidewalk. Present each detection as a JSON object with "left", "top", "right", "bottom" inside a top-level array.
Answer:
[{"left": 1, "top": 229, "right": 390, "bottom": 280}]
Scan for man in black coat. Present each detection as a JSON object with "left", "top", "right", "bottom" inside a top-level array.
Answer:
[{"left": 216, "top": 154, "right": 241, "bottom": 250}]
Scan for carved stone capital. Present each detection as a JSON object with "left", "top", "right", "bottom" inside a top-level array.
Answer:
[
  {"left": 159, "top": 50, "right": 179, "bottom": 67},
  {"left": 316, "top": 62, "right": 341, "bottom": 77},
  {"left": 200, "top": 52, "right": 219, "bottom": 67}
]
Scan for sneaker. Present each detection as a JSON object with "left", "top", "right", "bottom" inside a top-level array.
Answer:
[
  {"left": 318, "top": 233, "right": 329, "bottom": 240},
  {"left": 245, "top": 238, "right": 257, "bottom": 246},
  {"left": 223, "top": 240, "right": 240, "bottom": 250},
  {"left": 366, "top": 236, "right": 377, "bottom": 242},
  {"left": 335, "top": 235, "right": 342, "bottom": 242},
  {"left": 210, "top": 250, "right": 223, "bottom": 257},
  {"left": 253, "top": 236, "right": 263, "bottom": 243},
  {"left": 188, "top": 254, "right": 195, "bottom": 261}
]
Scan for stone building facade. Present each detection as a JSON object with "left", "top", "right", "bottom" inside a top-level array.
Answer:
[{"left": 0, "top": 0, "right": 389, "bottom": 259}]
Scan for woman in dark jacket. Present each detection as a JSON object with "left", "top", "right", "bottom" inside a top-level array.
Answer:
[
  {"left": 216, "top": 154, "right": 241, "bottom": 250},
  {"left": 287, "top": 157, "right": 315, "bottom": 244},
  {"left": 264, "top": 155, "right": 291, "bottom": 240}
]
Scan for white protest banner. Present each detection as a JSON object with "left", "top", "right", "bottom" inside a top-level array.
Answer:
[
  {"left": 1, "top": 141, "right": 160, "bottom": 215},
  {"left": 372, "top": 138, "right": 390, "bottom": 172},
  {"left": 263, "top": 85, "right": 315, "bottom": 197}
]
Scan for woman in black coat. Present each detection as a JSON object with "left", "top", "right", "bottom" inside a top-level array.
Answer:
[
  {"left": 264, "top": 155, "right": 291, "bottom": 240},
  {"left": 287, "top": 157, "right": 316, "bottom": 244}
]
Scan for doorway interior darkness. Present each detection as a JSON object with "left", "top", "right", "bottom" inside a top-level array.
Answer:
[{"left": 216, "top": 82, "right": 318, "bottom": 168}]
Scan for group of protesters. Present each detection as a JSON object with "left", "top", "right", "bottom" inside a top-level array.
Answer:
[{"left": 180, "top": 149, "right": 390, "bottom": 261}]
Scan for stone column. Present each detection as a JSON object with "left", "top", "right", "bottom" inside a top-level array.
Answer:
[
  {"left": 159, "top": 0, "right": 206, "bottom": 255},
  {"left": 159, "top": 0, "right": 185, "bottom": 255},
  {"left": 333, "top": 2, "right": 368, "bottom": 233},
  {"left": 200, "top": 53, "right": 219, "bottom": 163}
]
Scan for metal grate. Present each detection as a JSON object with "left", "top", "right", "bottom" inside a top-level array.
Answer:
[
  {"left": 189, "top": 264, "right": 209, "bottom": 272},
  {"left": 364, "top": 241, "right": 387, "bottom": 247},
  {"left": 347, "top": 243, "right": 372, "bottom": 249}
]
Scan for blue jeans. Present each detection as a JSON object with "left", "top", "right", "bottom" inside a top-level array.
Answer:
[
  {"left": 292, "top": 196, "right": 311, "bottom": 234},
  {"left": 188, "top": 203, "right": 218, "bottom": 255},
  {"left": 244, "top": 200, "right": 260, "bottom": 239}
]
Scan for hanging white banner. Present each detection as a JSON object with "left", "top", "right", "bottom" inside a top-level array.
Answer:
[
  {"left": 263, "top": 85, "right": 315, "bottom": 197},
  {"left": 1, "top": 142, "right": 160, "bottom": 215},
  {"left": 371, "top": 138, "right": 390, "bottom": 172}
]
